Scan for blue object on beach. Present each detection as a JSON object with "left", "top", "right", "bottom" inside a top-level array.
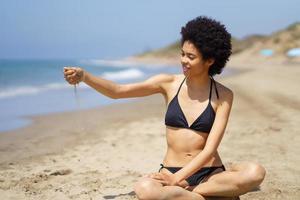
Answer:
[
  {"left": 260, "top": 49, "right": 274, "bottom": 56},
  {"left": 286, "top": 48, "right": 300, "bottom": 57}
]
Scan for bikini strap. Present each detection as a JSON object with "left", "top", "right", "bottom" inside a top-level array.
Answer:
[
  {"left": 209, "top": 78, "right": 213, "bottom": 101},
  {"left": 209, "top": 76, "right": 219, "bottom": 101},
  {"left": 159, "top": 164, "right": 165, "bottom": 172},
  {"left": 213, "top": 77, "right": 219, "bottom": 99},
  {"left": 176, "top": 77, "right": 186, "bottom": 96}
]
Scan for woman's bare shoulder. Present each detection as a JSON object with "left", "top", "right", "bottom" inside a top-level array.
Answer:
[
  {"left": 152, "top": 73, "right": 184, "bottom": 86},
  {"left": 159, "top": 74, "right": 185, "bottom": 87},
  {"left": 152, "top": 73, "right": 175, "bottom": 83},
  {"left": 157, "top": 74, "right": 184, "bottom": 100},
  {"left": 214, "top": 80, "right": 234, "bottom": 102}
]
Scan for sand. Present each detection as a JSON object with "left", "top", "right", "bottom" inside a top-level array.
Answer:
[{"left": 0, "top": 56, "right": 299, "bottom": 200}]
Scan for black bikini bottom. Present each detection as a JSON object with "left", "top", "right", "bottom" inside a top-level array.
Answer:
[{"left": 159, "top": 164, "right": 225, "bottom": 186}]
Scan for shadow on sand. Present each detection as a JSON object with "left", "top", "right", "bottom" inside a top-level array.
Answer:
[{"left": 103, "top": 191, "right": 136, "bottom": 199}]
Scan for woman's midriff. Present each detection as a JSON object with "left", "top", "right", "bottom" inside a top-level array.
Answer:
[{"left": 162, "top": 126, "right": 223, "bottom": 167}]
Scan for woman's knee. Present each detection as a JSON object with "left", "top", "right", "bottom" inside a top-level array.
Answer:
[
  {"left": 134, "top": 178, "right": 162, "bottom": 200},
  {"left": 240, "top": 162, "right": 266, "bottom": 187}
]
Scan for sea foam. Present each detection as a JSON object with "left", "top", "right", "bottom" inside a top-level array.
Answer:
[{"left": 101, "top": 68, "right": 145, "bottom": 81}]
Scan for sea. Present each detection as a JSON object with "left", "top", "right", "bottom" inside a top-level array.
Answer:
[{"left": 0, "top": 59, "right": 181, "bottom": 132}]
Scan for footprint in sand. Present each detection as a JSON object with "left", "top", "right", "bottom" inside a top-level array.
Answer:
[{"left": 50, "top": 169, "right": 72, "bottom": 176}]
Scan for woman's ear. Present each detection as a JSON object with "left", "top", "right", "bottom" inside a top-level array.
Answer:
[{"left": 206, "top": 58, "right": 215, "bottom": 67}]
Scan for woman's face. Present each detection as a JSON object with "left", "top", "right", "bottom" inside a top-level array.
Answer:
[{"left": 180, "top": 40, "right": 213, "bottom": 77}]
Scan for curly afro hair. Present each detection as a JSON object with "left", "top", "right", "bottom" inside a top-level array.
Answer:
[{"left": 181, "top": 16, "right": 232, "bottom": 76}]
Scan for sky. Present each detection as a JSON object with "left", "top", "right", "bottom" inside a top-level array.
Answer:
[{"left": 0, "top": 0, "right": 299, "bottom": 59}]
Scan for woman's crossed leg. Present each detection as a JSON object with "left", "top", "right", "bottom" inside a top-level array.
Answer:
[
  {"left": 134, "top": 162, "right": 265, "bottom": 200},
  {"left": 134, "top": 177, "right": 205, "bottom": 200}
]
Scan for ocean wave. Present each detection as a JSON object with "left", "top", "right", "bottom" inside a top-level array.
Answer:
[
  {"left": 101, "top": 68, "right": 145, "bottom": 81},
  {"left": 0, "top": 87, "right": 40, "bottom": 99},
  {"left": 0, "top": 69, "right": 145, "bottom": 99},
  {"left": 0, "top": 83, "right": 70, "bottom": 99}
]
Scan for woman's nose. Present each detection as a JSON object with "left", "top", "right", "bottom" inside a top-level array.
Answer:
[{"left": 181, "top": 56, "right": 188, "bottom": 64}]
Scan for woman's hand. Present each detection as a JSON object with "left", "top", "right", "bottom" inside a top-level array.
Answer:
[
  {"left": 64, "top": 67, "right": 85, "bottom": 85},
  {"left": 146, "top": 170, "right": 181, "bottom": 187}
]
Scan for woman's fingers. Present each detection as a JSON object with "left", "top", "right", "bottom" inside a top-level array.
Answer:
[
  {"left": 64, "top": 72, "right": 80, "bottom": 85},
  {"left": 63, "top": 67, "right": 77, "bottom": 77},
  {"left": 160, "top": 168, "right": 173, "bottom": 176},
  {"left": 64, "top": 71, "right": 75, "bottom": 81},
  {"left": 64, "top": 67, "right": 84, "bottom": 83},
  {"left": 64, "top": 67, "right": 75, "bottom": 73},
  {"left": 65, "top": 76, "right": 75, "bottom": 83},
  {"left": 66, "top": 74, "right": 77, "bottom": 79},
  {"left": 146, "top": 173, "right": 159, "bottom": 178},
  {"left": 63, "top": 67, "right": 70, "bottom": 72},
  {"left": 145, "top": 173, "right": 168, "bottom": 186},
  {"left": 64, "top": 75, "right": 77, "bottom": 85},
  {"left": 155, "top": 179, "right": 168, "bottom": 185},
  {"left": 152, "top": 173, "right": 166, "bottom": 181},
  {"left": 64, "top": 70, "right": 75, "bottom": 76}
]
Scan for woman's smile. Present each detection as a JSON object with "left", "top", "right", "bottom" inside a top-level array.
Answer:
[{"left": 182, "top": 65, "right": 190, "bottom": 73}]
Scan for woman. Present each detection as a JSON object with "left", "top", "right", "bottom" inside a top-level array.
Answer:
[{"left": 64, "top": 16, "right": 266, "bottom": 200}]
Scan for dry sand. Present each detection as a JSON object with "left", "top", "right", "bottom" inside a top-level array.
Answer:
[{"left": 0, "top": 56, "right": 299, "bottom": 199}]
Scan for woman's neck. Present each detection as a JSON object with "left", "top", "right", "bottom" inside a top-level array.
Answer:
[{"left": 186, "top": 73, "right": 210, "bottom": 90}]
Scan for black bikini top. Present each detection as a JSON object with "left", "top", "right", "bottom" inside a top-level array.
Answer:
[{"left": 165, "top": 76, "right": 219, "bottom": 133}]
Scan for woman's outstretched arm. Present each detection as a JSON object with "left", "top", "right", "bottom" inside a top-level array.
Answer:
[{"left": 63, "top": 67, "right": 174, "bottom": 99}]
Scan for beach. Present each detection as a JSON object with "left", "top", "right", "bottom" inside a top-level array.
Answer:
[{"left": 0, "top": 56, "right": 299, "bottom": 200}]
